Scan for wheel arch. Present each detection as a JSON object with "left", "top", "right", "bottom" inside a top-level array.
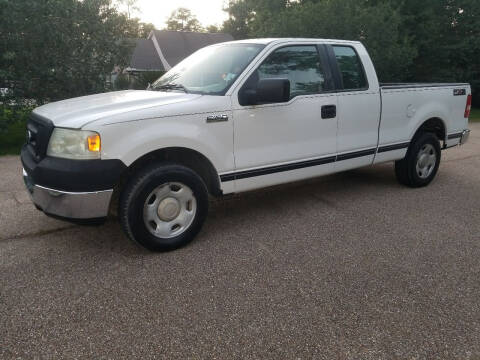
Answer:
[
  {"left": 110, "top": 147, "right": 222, "bottom": 215},
  {"left": 411, "top": 117, "right": 447, "bottom": 145}
]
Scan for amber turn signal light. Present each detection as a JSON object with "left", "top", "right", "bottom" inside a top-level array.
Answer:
[{"left": 87, "top": 134, "right": 101, "bottom": 152}]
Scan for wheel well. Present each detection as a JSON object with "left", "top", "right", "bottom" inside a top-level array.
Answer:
[
  {"left": 110, "top": 147, "right": 222, "bottom": 215},
  {"left": 414, "top": 118, "right": 446, "bottom": 144}
]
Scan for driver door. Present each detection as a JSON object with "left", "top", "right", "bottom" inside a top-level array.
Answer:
[{"left": 230, "top": 44, "right": 338, "bottom": 192}]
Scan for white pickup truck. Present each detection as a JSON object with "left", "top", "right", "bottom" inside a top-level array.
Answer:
[{"left": 21, "top": 38, "right": 472, "bottom": 251}]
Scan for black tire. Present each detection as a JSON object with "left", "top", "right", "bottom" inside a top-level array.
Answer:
[
  {"left": 395, "top": 132, "right": 441, "bottom": 188},
  {"left": 119, "top": 163, "right": 209, "bottom": 251}
]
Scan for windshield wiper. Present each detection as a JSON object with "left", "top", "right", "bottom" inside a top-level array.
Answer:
[{"left": 154, "top": 83, "right": 189, "bottom": 93}]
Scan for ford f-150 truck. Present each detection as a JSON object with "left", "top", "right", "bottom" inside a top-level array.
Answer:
[{"left": 21, "top": 38, "right": 472, "bottom": 251}]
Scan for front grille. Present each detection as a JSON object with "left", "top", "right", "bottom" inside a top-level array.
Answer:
[{"left": 26, "top": 113, "right": 54, "bottom": 162}]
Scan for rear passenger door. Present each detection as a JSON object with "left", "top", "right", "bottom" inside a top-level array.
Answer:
[{"left": 326, "top": 44, "right": 381, "bottom": 171}]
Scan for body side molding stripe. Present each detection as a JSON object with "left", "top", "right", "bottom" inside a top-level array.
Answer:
[
  {"left": 220, "top": 143, "right": 413, "bottom": 182},
  {"left": 220, "top": 173, "right": 236, "bottom": 182},
  {"left": 220, "top": 144, "right": 412, "bottom": 182},
  {"left": 221, "top": 145, "right": 376, "bottom": 182},
  {"left": 336, "top": 148, "right": 376, "bottom": 161},
  {"left": 377, "top": 142, "right": 410, "bottom": 153},
  {"left": 220, "top": 155, "right": 337, "bottom": 182}
]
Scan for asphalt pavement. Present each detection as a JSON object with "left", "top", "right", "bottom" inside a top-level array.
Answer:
[{"left": 1, "top": 124, "right": 480, "bottom": 359}]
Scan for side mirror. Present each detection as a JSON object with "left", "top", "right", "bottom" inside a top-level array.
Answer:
[
  {"left": 256, "top": 78, "right": 290, "bottom": 104},
  {"left": 239, "top": 78, "right": 290, "bottom": 106}
]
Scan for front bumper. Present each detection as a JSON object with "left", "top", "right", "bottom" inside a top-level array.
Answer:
[
  {"left": 20, "top": 143, "right": 126, "bottom": 220},
  {"left": 23, "top": 168, "right": 113, "bottom": 220}
]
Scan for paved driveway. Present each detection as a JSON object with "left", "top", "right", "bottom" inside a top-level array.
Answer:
[{"left": 1, "top": 124, "right": 480, "bottom": 359}]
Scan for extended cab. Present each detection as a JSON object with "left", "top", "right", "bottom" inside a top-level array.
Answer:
[{"left": 21, "top": 38, "right": 472, "bottom": 251}]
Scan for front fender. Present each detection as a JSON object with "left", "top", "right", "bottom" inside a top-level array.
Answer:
[{"left": 90, "top": 113, "right": 234, "bottom": 174}]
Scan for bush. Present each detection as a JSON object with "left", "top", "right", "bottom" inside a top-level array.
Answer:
[
  {"left": 131, "top": 71, "right": 165, "bottom": 90},
  {"left": 0, "top": 0, "right": 135, "bottom": 106},
  {"left": 0, "top": 106, "right": 32, "bottom": 155},
  {"left": 114, "top": 74, "right": 131, "bottom": 91},
  {"left": 113, "top": 71, "right": 165, "bottom": 91}
]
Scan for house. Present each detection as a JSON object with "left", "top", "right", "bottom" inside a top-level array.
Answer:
[{"left": 125, "top": 30, "right": 234, "bottom": 74}]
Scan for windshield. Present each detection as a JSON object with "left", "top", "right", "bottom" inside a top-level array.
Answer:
[{"left": 151, "top": 43, "right": 265, "bottom": 95}]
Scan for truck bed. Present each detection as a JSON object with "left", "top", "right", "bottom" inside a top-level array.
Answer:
[
  {"left": 380, "top": 83, "right": 470, "bottom": 90},
  {"left": 378, "top": 82, "right": 470, "bottom": 153}
]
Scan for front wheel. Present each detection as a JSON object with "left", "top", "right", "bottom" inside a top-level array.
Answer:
[
  {"left": 395, "top": 132, "right": 441, "bottom": 188},
  {"left": 119, "top": 163, "right": 209, "bottom": 251}
]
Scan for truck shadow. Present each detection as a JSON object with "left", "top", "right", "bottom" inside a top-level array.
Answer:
[
  {"left": 62, "top": 162, "right": 400, "bottom": 253},
  {"left": 209, "top": 163, "right": 397, "bottom": 215}
]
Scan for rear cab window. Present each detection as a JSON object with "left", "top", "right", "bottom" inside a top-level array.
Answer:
[{"left": 332, "top": 45, "right": 368, "bottom": 91}]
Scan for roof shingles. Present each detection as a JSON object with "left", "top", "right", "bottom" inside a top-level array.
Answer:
[
  {"left": 128, "top": 39, "right": 165, "bottom": 72},
  {"left": 127, "top": 31, "right": 234, "bottom": 72},
  {"left": 152, "top": 30, "right": 234, "bottom": 67}
]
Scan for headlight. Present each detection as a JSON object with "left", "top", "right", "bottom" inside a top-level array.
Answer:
[{"left": 47, "top": 128, "right": 101, "bottom": 160}]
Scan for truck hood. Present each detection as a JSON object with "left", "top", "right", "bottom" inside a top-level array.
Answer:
[{"left": 33, "top": 90, "right": 201, "bottom": 128}]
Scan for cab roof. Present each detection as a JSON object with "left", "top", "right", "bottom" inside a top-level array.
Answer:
[{"left": 221, "top": 38, "right": 362, "bottom": 46}]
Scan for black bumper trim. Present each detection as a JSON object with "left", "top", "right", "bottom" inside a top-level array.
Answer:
[
  {"left": 447, "top": 132, "right": 463, "bottom": 140},
  {"left": 21, "top": 146, "right": 127, "bottom": 192}
]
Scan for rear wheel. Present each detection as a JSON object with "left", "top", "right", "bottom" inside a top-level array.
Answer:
[
  {"left": 119, "top": 163, "right": 208, "bottom": 251},
  {"left": 395, "top": 132, "right": 441, "bottom": 187}
]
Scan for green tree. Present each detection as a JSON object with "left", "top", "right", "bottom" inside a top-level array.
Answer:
[
  {"left": 124, "top": 17, "right": 156, "bottom": 37},
  {"left": 0, "top": 0, "right": 136, "bottom": 104},
  {"left": 223, "top": 0, "right": 479, "bottom": 105},
  {"left": 222, "top": 0, "right": 256, "bottom": 39},
  {"left": 166, "top": 8, "right": 203, "bottom": 32},
  {"left": 138, "top": 22, "right": 156, "bottom": 37},
  {"left": 131, "top": 71, "right": 165, "bottom": 90},
  {"left": 224, "top": 0, "right": 416, "bottom": 82},
  {"left": 392, "top": 0, "right": 480, "bottom": 105},
  {"left": 114, "top": 0, "right": 155, "bottom": 37},
  {"left": 205, "top": 24, "right": 220, "bottom": 33},
  {"left": 116, "top": 0, "right": 139, "bottom": 19}
]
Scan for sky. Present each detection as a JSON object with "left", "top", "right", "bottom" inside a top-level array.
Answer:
[{"left": 123, "top": 0, "right": 229, "bottom": 29}]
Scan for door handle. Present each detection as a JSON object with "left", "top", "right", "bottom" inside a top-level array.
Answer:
[{"left": 321, "top": 105, "right": 336, "bottom": 119}]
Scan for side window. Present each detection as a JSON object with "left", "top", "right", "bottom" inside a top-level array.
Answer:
[
  {"left": 257, "top": 45, "right": 326, "bottom": 98},
  {"left": 332, "top": 46, "right": 367, "bottom": 90}
]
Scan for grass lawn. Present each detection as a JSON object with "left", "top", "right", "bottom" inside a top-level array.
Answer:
[
  {"left": 470, "top": 107, "right": 480, "bottom": 123},
  {"left": 0, "top": 107, "right": 31, "bottom": 155},
  {"left": 0, "top": 120, "right": 26, "bottom": 155}
]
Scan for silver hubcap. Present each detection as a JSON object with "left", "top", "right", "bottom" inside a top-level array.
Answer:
[
  {"left": 416, "top": 144, "right": 437, "bottom": 179},
  {"left": 143, "top": 182, "right": 197, "bottom": 239}
]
